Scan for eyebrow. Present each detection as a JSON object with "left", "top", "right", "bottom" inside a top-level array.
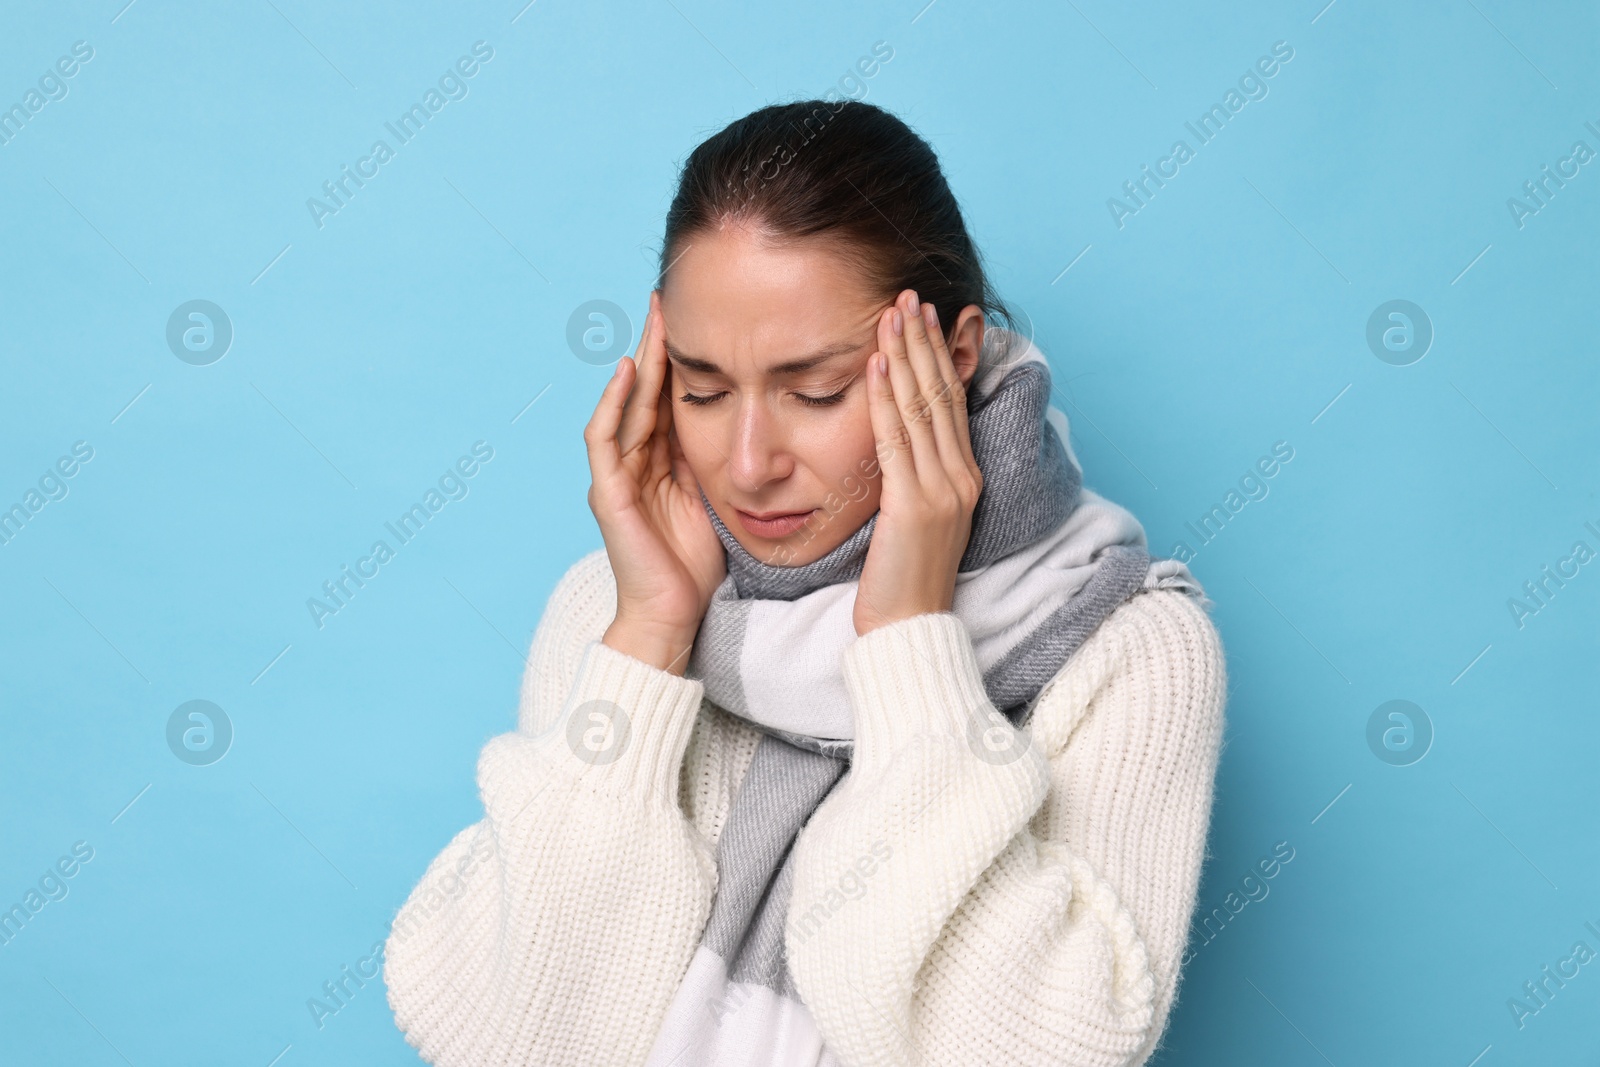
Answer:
[{"left": 663, "top": 339, "right": 863, "bottom": 377}]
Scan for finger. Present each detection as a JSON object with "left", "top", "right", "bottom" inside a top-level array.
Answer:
[
  {"left": 898, "top": 290, "right": 950, "bottom": 406},
  {"left": 900, "top": 295, "right": 967, "bottom": 481},
  {"left": 650, "top": 367, "right": 676, "bottom": 471},
  {"left": 927, "top": 302, "right": 978, "bottom": 463},
  {"left": 666, "top": 416, "right": 697, "bottom": 492},
  {"left": 918, "top": 302, "right": 966, "bottom": 415},
  {"left": 617, "top": 295, "right": 666, "bottom": 453},
  {"left": 583, "top": 355, "right": 634, "bottom": 484},
  {"left": 867, "top": 348, "right": 915, "bottom": 490},
  {"left": 919, "top": 301, "right": 979, "bottom": 480},
  {"left": 880, "top": 302, "right": 936, "bottom": 479}
]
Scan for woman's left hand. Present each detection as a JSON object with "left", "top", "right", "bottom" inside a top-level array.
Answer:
[{"left": 854, "top": 289, "right": 983, "bottom": 637}]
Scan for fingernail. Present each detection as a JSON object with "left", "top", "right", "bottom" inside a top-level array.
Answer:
[
  {"left": 892, "top": 310, "right": 903, "bottom": 336},
  {"left": 907, "top": 291, "right": 920, "bottom": 314},
  {"left": 875, "top": 352, "right": 887, "bottom": 376},
  {"left": 923, "top": 303, "right": 936, "bottom": 329}
]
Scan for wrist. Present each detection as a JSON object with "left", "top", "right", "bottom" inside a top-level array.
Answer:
[
  {"left": 603, "top": 617, "right": 698, "bottom": 676},
  {"left": 853, "top": 593, "right": 955, "bottom": 637}
]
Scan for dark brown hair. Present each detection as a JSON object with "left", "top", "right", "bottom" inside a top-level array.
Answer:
[{"left": 658, "top": 99, "right": 1018, "bottom": 346}]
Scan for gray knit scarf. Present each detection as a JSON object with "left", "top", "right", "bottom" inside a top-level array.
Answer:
[{"left": 645, "top": 326, "right": 1205, "bottom": 1062}]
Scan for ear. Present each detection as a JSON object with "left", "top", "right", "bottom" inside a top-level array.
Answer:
[{"left": 946, "top": 304, "right": 986, "bottom": 389}]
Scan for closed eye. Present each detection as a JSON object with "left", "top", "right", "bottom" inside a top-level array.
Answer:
[
  {"left": 677, "top": 389, "right": 849, "bottom": 408},
  {"left": 795, "top": 389, "right": 848, "bottom": 407}
]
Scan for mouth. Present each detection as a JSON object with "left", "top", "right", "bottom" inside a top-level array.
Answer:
[{"left": 733, "top": 507, "right": 817, "bottom": 539}]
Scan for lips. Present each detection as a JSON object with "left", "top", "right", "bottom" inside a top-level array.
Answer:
[{"left": 733, "top": 507, "right": 817, "bottom": 538}]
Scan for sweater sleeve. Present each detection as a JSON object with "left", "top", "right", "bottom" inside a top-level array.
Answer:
[
  {"left": 784, "top": 590, "right": 1226, "bottom": 1067},
  {"left": 383, "top": 551, "right": 718, "bottom": 1067}
]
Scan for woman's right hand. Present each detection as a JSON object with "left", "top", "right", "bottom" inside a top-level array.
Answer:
[{"left": 584, "top": 290, "right": 726, "bottom": 675}]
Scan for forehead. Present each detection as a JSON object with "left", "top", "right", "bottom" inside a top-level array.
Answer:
[{"left": 661, "top": 225, "right": 885, "bottom": 365}]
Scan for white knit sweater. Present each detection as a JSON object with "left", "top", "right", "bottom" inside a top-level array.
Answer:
[{"left": 383, "top": 548, "right": 1226, "bottom": 1066}]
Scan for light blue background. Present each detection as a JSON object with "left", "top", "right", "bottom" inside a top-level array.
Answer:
[{"left": 2, "top": 1, "right": 1596, "bottom": 1064}]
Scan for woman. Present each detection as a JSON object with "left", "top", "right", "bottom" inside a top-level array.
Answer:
[{"left": 383, "top": 100, "right": 1226, "bottom": 1067}]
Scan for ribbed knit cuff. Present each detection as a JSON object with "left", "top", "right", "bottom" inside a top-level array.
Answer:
[
  {"left": 843, "top": 612, "right": 1000, "bottom": 777},
  {"left": 549, "top": 638, "right": 705, "bottom": 803}
]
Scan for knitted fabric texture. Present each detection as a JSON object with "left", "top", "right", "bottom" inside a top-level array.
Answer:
[
  {"left": 641, "top": 326, "right": 1206, "bottom": 1064},
  {"left": 686, "top": 326, "right": 1203, "bottom": 744},
  {"left": 382, "top": 330, "right": 1228, "bottom": 1067}
]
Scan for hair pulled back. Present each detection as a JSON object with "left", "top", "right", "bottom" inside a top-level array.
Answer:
[{"left": 659, "top": 100, "right": 1017, "bottom": 346}]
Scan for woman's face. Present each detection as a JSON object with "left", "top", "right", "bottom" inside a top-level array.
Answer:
[{"left": 660, "top": 222, "right": 982, "bottom": 566}]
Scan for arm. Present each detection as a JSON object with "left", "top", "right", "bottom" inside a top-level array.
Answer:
[
  {"left": 786, "top": 589, "right": 1225, "bottom": 1067},
  {"left": 383, "top": 553, "right": 717, "bottom": 1067}
]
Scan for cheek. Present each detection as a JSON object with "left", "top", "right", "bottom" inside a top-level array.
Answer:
[
  {"left": 799, "top": 407, "right": 880, "bottom": 504},
  {"left": 672, "top": 408, "right": 721, "bottom": 480}
]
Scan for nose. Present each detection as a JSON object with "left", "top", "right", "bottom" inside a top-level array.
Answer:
[{"left": 727, "top": 395, "right": 792, "bottom": 493}]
